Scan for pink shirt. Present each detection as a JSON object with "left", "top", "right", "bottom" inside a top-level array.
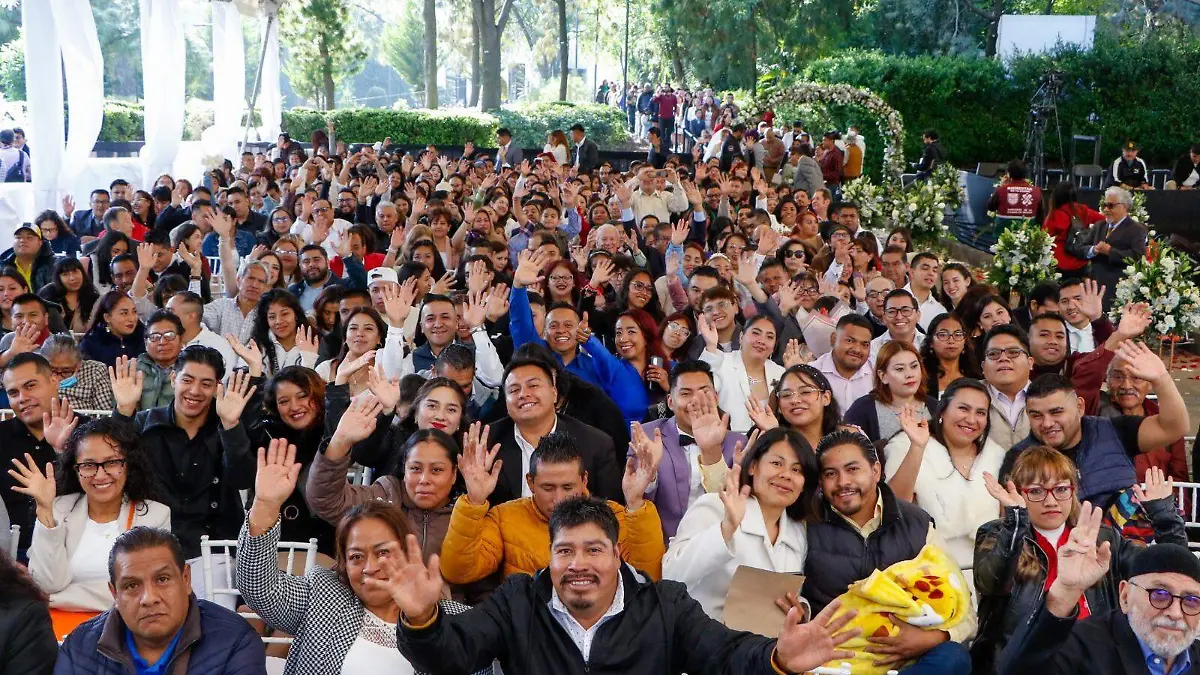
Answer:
[{"left": 812, "top": 351, "right": 874, "bottom": 413}]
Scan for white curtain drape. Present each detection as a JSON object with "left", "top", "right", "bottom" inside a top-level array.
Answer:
[
  {"left": 22, "top": 0, "right": 104, "bottom": 211},
  {"left": 139, "top": 0, "right": 186, "bottom": 188},
  {"left": 211, "top": 0, "right": 246, "bottom": 161},
  {"left": 260, "top": 14, "right": 282, "bottom": 141}
]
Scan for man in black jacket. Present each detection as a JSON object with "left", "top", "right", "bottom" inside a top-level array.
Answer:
[
  {"left": 111, "top": 346, "right": 256, "bottom": 559},
  {"left": 912, "top": 129, "right": 947, "bottom": 180},
  {"left": 391, "top": 496, "right": 859, "bottom": 675},
  {"left": 570, "top": 124, "right": 600, "bottom": 174},
  {"left": 1171, "top": 143, "right": 1200, "bottom": 190},
  {"left": 998, "top": 508, "right": 1200, "bottom": 675}
]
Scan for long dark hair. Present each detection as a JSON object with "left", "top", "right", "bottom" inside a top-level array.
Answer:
[
  {"left": 620, "top": 268, "right": 665, "bottom": 322},
  {"left": 931, "top": 378, "right": 992, "bottom": 455},
  {"left": 737, "top": 427, "right": 821, "bottom": 522},
  {"left": 87, "top": 290, "right": 142, "bottom": 338},
  {"left": 771, "top": 364, "right": 841, "bottom": 437},
  {"left": 1046, "top": 180, "right": 1080, "bottom": 214},
  {"left": 93, "top": 231, "right": 133, "bottom": 286},
  {"left": 920, "top": 313, "right": 982, "bottom": 400},
  {"left": 252, "top": 289, "right": 313, "bottom": 374},
  {"left": 56, "top": 417, "right": 162, "bottom": 504},
  {"left": 35, "top": 209, "right": 74, "bottom": 238},
  {"left": 0, "top": 549, "right": 46, "bottom": 603},
  {"left": 658, "top": 311, "right": 696, "bottom": 362},
  {"left": 43, "top": 257, "right": 100, "bottom": 329},
  {"left": 329, "top": 306, "right": 386, "bottom": 375},
  {"left": 407, "top": 239, "right": 449, "bottom": 279}
]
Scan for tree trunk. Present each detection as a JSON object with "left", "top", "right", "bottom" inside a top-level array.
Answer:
[
  {"left": 557, "top": 0, "right": 569, "bottom": 101},
  {"left": 423, "top": 0, "right": 439, "bottom": 108},
  {"left": 320, "top": 39, "right": 335, "bottom": 110},
  {"left": 470, "top": 4, "right": 481, "bottom": 106},
  {"left": 478, "top": 0, "right": 516, "bottom": 110},
  {"left": 748, "top": 8, "right": 757, "bottom": 95}
]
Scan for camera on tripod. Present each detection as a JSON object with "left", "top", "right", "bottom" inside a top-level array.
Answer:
[{"left": 1039, "top": 69, "right": 1066, "bottom": 88}]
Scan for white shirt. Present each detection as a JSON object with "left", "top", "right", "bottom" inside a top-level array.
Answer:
[
  {"left": 514, "top": 418, "right": 559, "bottom": 497},
  {"left": 903, "top": 283, "right": 950, "bottom": 332},
  {"left": 869, "top": 330, "right": 925, "bottom": 360},
  {"left": 698, "top": 350, "right": 785, "bottom": 433},
  {"left": 339, "top": 610, "right": 413, "bottom": 674},
  {"left": 811, "top": 351, "right": 874, "bottom": 413},
  {"left": 548, "top": 572, "right": 625, "bottom": 661},
  {"left": 186, "top": 325, "right": 236, "bottom": 381},
  {"left": 68, "top": 519, "right": 121, "bottom": 586},
  {"left": 987, "top": 383, "right": 1028, "bottom": 428},
  {"left": 1067, "top": 321, "right": 1095, "bottom": 353}
]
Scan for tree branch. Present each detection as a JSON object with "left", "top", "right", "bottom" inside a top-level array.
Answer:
[
  {"left": 497, "top": 0, "right": 518, "bottom": 31},
  {"left": 963, "top": 0, "right": 1000, "bottom": 20}
]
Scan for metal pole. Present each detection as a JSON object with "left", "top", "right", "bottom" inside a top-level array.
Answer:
[
  {"left": 592, "top": 5, "right": 599, "bottom": 96},
  {"left": 621, "top": 0, "right": 629, "bottom": 106},
  {"left": 242, "top": 13, "right": 276, "bottom": 147}
]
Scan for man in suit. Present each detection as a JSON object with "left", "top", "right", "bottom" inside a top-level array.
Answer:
[
  {"left": 67, "top": 188, "right": 111, "bottom": 240},
  {"left": 637, "top": 361, "right": 743, "bottom": 541},
  {"left": 495, "top": 127, "right": 523, "bottom": 172},
  {"left": 998, "top": 514, "right": 1200, "bottom": 675},
  {"left": 1086, "top": 186, "right": 1147, "bottom": 311},
  {"left": 571, "top": 123, "right": 600, "bottom": 174},
  {"left": 485, "top": 355, "right": 623, "bottom": 505}
]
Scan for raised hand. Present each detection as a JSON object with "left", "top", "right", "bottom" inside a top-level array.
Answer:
[
  {"left": 367, "top": 534, "right": 445, "bottom": 625},
  {"left": 1132, "top": 465, "right": 1174, "bottom": 503},
  {"left": 745, "top": 397, "right": 779, "bottom": 431},
  {"left": 776, "top": 281, "right": 802, "bottom": 316},
  {"left": 335, "top": 231, "right": 354, "bottom": 260},
  {"left": 1116, "top": 341, "right": 1168, "bottom": 382},
  {"left": 460, "top": 422, "right": 502, "bottom": 505},
  {"left": 226, "top": 335, "right": 264, "bottom": 378},
  {"left": 624, "top": 424, "right": 662, "bottom": 510},
  {"left": 1115, "top": 302, "right": 1152, "bottom": 339},
  {"left": 177, "top": 241, "right": 202, "bottom": 274},
  {"left": 296, "top": 324, "right": 320, "bottom": 355},
  {"left": 211, "top": 208, "right": 235, "bottom": 238},
  {"left": 851, "top": 275, "right": 867, "bottom": 303},
  {"left": 1079, "top": 278, "right": 1107, "bottom": 321},
  {"left": 898, "top": 405, "right": 930, "bottom": 451},
  {"left": 249, "top": 244, "right": 269, "bottom": 261},
  {"left": 8, "top": 452, "right": 56, "bottom": 515},
  {"left": 613, "top": 181, "right": 633, "bottom": 208},
  {"left": 734, "top": 250, "right": 759, "bottom": 288},
  {"left": 629, "top": 422, "right": 665, "bottom": 476},
  {"left": 215, "top": 369, "right": 258, "bottom": 429},
  {"left": 367, "top": 367, "right": 402, "bottom": 414},
  {"left": 982, "top": 471, "right": 1026, "bottom": 509},
  {"left": 109, "top": 355, "right": 145, "bottom": 416},
  {"left": 328, "top": 394, "right": 384, "bottom": 458},
  {"left": 136, "top": 242, "right": 156, "bottom": 270},
  {"left": 461, "top": 289, "right": 489, "bottom": 331},
  {"left": 6, "top": 322, "right": 40, "bottom": 356},
  {"left": 570, "top": 244, "right": 589, "bottom": 271},
  {"left": 665, "top": 250, "right": 681, "bottom": 278},
  {"left": 693, "top": 389, "right": 733, "bottom": 452},
  {"left": 589, "top": 257, "right": 615, "bottom": 288},
  {"left": 775, "top": 599, "right": 859, "bottom": 674},
  {"left": 335, "top": 349, "right": 376, "bottom": 386},
  {"left": 62, "top": 194, "right": 75, "bottom": 218},
  {"left": 466, "top": 259, "right": 489, "bottom": 295},
  {"left": 486, "top": 283, "right": 510, "bottom": 322},
  {"left": 719, "top": 458, "right": 752, "bottom": 543},
  {"left": 254, "top": 439, "right": 302, "bottom": 507},
  {"left": 42, "top": 397, "right": 79, "bottom": 452},
  {"left": 1052, "top": 502, "right": 1111, "bottom": 595},
  {"left": 389, "top": 224, "right": 406, "bottom": 253},
  {"left": 696, "top": 312, "right": 719, "bottom": 350},
  {"left": 781, "top": 339, "right": 806, "bottom": 368},
  {"left": 512, "top": 249, "right": 548, "bottom": 289}
]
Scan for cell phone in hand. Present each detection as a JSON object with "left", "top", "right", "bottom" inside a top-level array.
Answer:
[{"left": 649, "top": 356, "right": 665, "bottom": 369}]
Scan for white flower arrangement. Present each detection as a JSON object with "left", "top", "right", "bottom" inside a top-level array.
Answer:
[
  {"left": 882, "top": 163, "right": 963, "bottom": 247},
  {"left": 1111, "top": 241, "right": 1200, "bottom": 346},
  {"left": 986, "top": 219, "right": 1060, "bottom": 298},
  {"left": 839, "top": 176, "right": 887, "bottom": 230},
  {"left": 1129, "top": 191, "right": 1150, "bottom": 226}
]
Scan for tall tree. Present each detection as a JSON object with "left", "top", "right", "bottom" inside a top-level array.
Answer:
[
  {"left": 381, "top": 0, "right": 427, "bottom": 94},
  {"left": 473, "top": 0, "right": 519, "bottom": 109},
  {"left": 281, "top": 0, "right": 368, "bottom": 109},
  {"left": 424, "top": 0, "right": 439, "bottom": 107},
  {"left": 556, "top": 0, "right": 569, "bottom": 100}
]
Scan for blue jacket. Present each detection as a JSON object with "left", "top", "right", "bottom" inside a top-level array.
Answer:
[
  {"left": 80, "top": 321, "right": 146, "bottom": 367},
  {"left": 55, "top": 595, "right": 266, "bottom": 675},
  {"left": 202, "top": 230, "right": 256, "bottom": 258},
  {"left": 509, "top": 287, "right": 606, "bottom": 388},
  {"left": 580, "top": 335, "right": 649, "bottom": 425}
]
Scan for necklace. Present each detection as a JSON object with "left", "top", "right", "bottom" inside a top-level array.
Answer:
[{"left": 747, "top": 375, "right": 764, "bottom": 385}]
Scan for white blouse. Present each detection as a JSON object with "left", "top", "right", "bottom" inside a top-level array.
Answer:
[
  {"left": 68, "top": 518, "right": 121, "bottom": 586},
  {"left": 339, "top": 610, "right": 414, "bottom": 675},
  {"left": 698, "top": 349, "right": 785, "bottom": 433}
]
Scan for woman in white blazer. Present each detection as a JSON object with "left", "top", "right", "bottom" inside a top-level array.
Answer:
[
  {"left": 698, "top": 313, "right": 785, "bottom": 433},
  {"left": 884, "top": 377, "right": 1004, "bottom": 581},
  {"left": 662, "top": 427, "right": 820, "bottom": 621},
  {"left": 9, "top": 417, "right": 170, "bottom": 640}
]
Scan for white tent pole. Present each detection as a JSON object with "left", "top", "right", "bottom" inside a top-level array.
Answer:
[{"left": 242, "top": 12, "right": 276, "bottom": 146}]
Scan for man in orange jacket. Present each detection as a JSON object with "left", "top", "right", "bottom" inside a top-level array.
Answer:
[{"left": 439, "top": 424, "right": 666, "bottom": 584}]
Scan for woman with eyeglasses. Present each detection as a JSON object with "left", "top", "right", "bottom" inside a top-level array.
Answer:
[
  {"left": 843, "top": 341, "right": 937, "bottom": 444},
  {"left": 258, "top": 206, "right": 295, "bottom": 248},
  {"left": 850, "top": 232, "right": 881, "bottom": 282},
  {"left": 272, "top": 233, "right": 305, "bottom": 286},
  {"left": 10, "top": 417, "right": 169, "bottom": 640},
  {"left": 884, "top": 377, "right": 1006, "bottom": 577},
  {"left": 541, "top": 258, "right": 583, "bottom": 307},
  {"left": 1043, "top": 180, "right": 1103, "bottom": 277},
  {"left": 34, "top": 209, "right": 81, "bottom": 258},
  {"left": 972, "top": 447, "right": 1185, "bottom": 670},
  {"left": 921, "top": 313, "right": 982, "bottom": 400},
  {"left": 130, "top": 190, "right": 156, "bottom": 231},
  {"left": 745, "top": 364, "right": 842, "bottom": 451},
  {"left": 659, "top": 312, "right": 697, "bottom": 363}
]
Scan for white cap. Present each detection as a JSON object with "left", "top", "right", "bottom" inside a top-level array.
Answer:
[{"left": 367, "top": 267, "right": 398, "bottom": 287}]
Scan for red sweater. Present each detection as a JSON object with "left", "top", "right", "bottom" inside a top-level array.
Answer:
[{"left": 1043, "top": 204, "right": 1103, "bottom": 271}]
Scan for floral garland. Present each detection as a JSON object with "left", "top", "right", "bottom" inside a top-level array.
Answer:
[
  {"left": 757, "top": 83, "right": 907, "bottom": 183},
  {"left": 986, "top": 219, "right": 1060, "bottom": 299}
]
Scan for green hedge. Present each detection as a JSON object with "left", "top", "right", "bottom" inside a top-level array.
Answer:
[
  {"left": 492, "top": 102, "right": 630, "bottom": 149},
  {"left": 791, "top": 31, "right": 1200, "bottom": 169}
]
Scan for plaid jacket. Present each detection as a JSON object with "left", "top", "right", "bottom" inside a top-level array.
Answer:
[{"left": 58, "top": 360, "right": 116, "bottom": 412}]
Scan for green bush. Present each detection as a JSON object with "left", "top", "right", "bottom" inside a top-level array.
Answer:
[
  {"left": 794, "top": 32, "right": 1200, "bottom": 169},
  {"left": 0, "top": 38, "right": 24, "bottom": 101},
  {"left": 97, "top": 101, "right": 145, "bottom": 142},
  {"left": 493, "top": 102, "right": 630, "bottom": 149}
]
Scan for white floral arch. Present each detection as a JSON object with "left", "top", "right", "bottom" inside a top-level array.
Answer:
[{"left": 759, "top": 82, "right": 907, "bottom": 184}]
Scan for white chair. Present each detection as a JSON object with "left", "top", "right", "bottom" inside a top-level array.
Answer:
[
  {"left": 77, "top": 409, "right": 115, "bottom": 418},
  {"left": 7, "top": 524, "right": 17, "bottom": 560},
  {"left": 199, "top": 534, "right": 319, "bottom": 644},
  {"left": 1172, "top": 481, "right": 1200, "bottom": 550},
  {"left": 0, "top": 409, "right": 15, "bottom": 421},
  {"left": 346, "top": 464, "right": 374, "bottom": 486}
]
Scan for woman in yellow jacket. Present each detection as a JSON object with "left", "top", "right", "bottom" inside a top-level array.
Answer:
[{"left": 439, "top": 423, "right": 666, "bottom": 584}]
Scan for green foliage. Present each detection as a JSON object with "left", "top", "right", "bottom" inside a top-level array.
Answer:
[
  {"left": 280, "top": 0, "right": 369, "bottom": 108},
  {"left": 796, "top": 31, "right": 1200, "bottom": 168},
  {"left": 493, "top": 102, "right": 630, "bottom": 149},
  {"left": 97, "top": 101, "right": 145, "bottom": 143},
  {"left": 0, "top": 33, "right": 22, "bottom": 101},
  {"left": 380, "top": 0, "right": 426, "bottom": 93}
]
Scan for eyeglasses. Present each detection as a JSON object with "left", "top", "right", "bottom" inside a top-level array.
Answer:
[
  {"left": 629, "top": 281, "right": 653, "bottom": 293},
  {"left": 271, "top": 215, "right": 291, "bottom": 223},
  {"left": 884, "top": 306, "right": 915, "bottom": 318},
  {"left": 985, "top": 347, "right": 1028, "bottom": 362},
  {"left": 666, "top": 323, "right": 691, "bottom": 336},
  {"left": 549, "top": 275, "right": 575, "bottom": 284},
  {"left": 866, "top": 290, "right": 888, "bottom": 301},
  {"left": 147, "top": 331, "right": 179, "bottom": 344},
  {"left": 51, "top": 367, "right": 77, "bottom": 379},
  {"left": 1100, "top": 201, "right": 1121, "bottom": 210},
  {"left": 783, "top": 250, "right": 805, "bottom": 259},
  {"left": 934, "top": 330, "right": 966, "bottom": 342},
  {"left": 1020, "top": 484, "right": 1074, "bottom": 502},
  {"left": 777, "top": 386, "right": 822, "bottom": 401},
  {"left": 273, "top": 248, "right": 297, "bottom": 257},
  {"left": 75, "top": 459, "right": 127, "bottom": 478},
  {"left": 703, "top": 301, "right": 734, "bottom": 314},
  {"left": 798, "top": 286, "right": 819, "bottom": 297},
  {"left": 1128, "top": 580, "right": 1200, "bottom": 616},
  {"left": 1109, "top": 371, "right": 1147, "bottom": 385},
  {"left": 313, "top": 206, "right": 332, "bottom": 214}
]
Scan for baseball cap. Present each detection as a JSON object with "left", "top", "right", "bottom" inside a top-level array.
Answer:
[
  {"left": 15, "top": 222, "right": 41, "bottom": 239},
  {"left": 367, "top": 267, "right": 398, "bottom": 287},
  {"left": 1123, "top": 140, "right": 1139, "bottom": 151}
]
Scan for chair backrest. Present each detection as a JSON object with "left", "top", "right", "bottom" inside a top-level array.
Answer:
[
  {"left": 1072, "top": 164, "right": 1104, "bottom": 189},
  {"left": 77, "top": 409, "right": 115, "bottom": 418},
  {"left": 975, "top": 162, "right": 1005, "bottom": 179},
  {"left": 200, "top": 534, "right": 319, "bottom": 644},
  {"left": 346, "top": 464, "right": 374, "bottom": 486},
  {"left": 1150, "top": 168, "right": 1171, "bottom": 190},
  {"left": 7, "top": 524, "right": 17, "bottom": 560},
  {"left": 1172, "top": 481, "right": 1200, "bottom": 549},
  {"left": 207, "top": 257, "right": 223, "bottom": 275}
]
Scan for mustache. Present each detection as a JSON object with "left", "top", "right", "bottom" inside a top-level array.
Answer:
[{"left": 1153, "top": 618, "right": 1190, "bottom": 631}]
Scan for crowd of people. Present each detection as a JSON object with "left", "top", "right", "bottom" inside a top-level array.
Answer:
[{"left": 0, "top": 116, "right": 1197, "bottom": 675}]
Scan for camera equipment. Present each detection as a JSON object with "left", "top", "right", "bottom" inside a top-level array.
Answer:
[{"left": 1023, "top": 68, "right": 1066, "bottom": 187}]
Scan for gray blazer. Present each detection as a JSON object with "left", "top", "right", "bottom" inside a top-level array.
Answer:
[
  {"left": 792, "top": 156, "right": 826, "bottom": 198},
  {"left": 236, "top": 521, "right": 491, "bottom": 675}
]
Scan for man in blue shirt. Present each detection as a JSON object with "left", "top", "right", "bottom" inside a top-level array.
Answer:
[{"left": 55, "top": 527, "right": 265, "bottom": 675}]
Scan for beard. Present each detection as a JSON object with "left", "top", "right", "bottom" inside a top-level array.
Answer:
[{"left": 1128, "top": 600, "right": 1200, "bottom": 660}]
